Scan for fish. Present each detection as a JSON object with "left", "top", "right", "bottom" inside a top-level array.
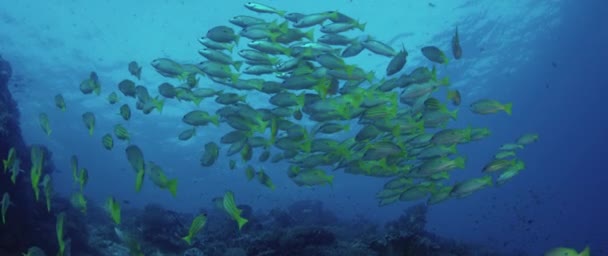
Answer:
[
  {"left": 421, "top": 46, "right": 449, "bottom": 64},
  {"left": 118, "top": 79, "right": 136, "bottom": 98},
  {"left": 222, "top": 191, "right": 249, "bottom": 230},
  {"left": 147, "top": 162, "right": 178, "bottom": 197},
  {"left": 1, "top": 193, "right": 11, "bottom": 224},
  {"left": 361, "top": 38, "right": 397, "bottom": 57},
  {"left": 451, "top": 27, "right": 462, "bottom": 59},
  {"left": 182, "top": 110, "right": 220, "bottom": 126},
  {"left": 447, "top": 89, "right": 461, "bottom": 106},
  {"left": 244, "top": 2, "right": 286, "bottom": 16},
  {"left": 206, "top": 25, "right": 240, "bottom": 44},
  {"left": 71, "top": 192, "right": 87, "bottom": 214},
  {"left": 450, "top": 175, "right": 492, "bottom": 198},
  {"left": 256, "top": 168, "right": 275, "bottom": 190},
  {"left": 38, "top": 113, "right": 52, "bottom": 136},
  {"left": 102, "top": 133, "right": 114, "bottom": 150},
  {"left": 82, "top": 112, "right": 96, "bottom": 135},
  {"left": 125, "top": 145, "right": 146, "bottom": 192},
  {"left": 200, "top": 142, "right": 220, "bottom": 167},
  {"left": 107, "top": 91, "right": 119, "bottom": 104},
  {"left": 128, "top": 61, "right": 142, "bottom": 80},
  {"left": 229, "top": 15, "right": 266, "bottom": 28},
  {"left": 290, "top": 168, "right": 334, "bottom": 187},
  {"left": 544, "top": 246, "right": 590, "bottom": 256},
  {"left": 9, "top": 159, "right": 23, "bottom": 184},
  {"left": 54, "top": 94, "right": 66, "bottom": 111},
  {"left": 178, "top": 128, "right": 196, "bottom": 141},
  {"left": 56, "top": 212, "right": 66, "bottom": 256},
  {"left": 77, "top": 167, "right": 89, "bottom": 191},
  {"left": 386, "top": 46, "right": 408, "bottom": 76},
  {"left": 106, "top": 197, "right": 121, "bottom": 225},
  {"left": 516, "top": 133, "right": 539, "bottom": 145},
  {"left": 41, "top": 174, "right": 53, "bottom": 212},
  {"left": 114, "top": 124, "right": 131, "bottom": 142},
  {"left": 79, "top": 71, "right": 101, "bottom": 95},
  {"left": 182, "top": 213, "right": 208, "bottom": 245},
  {"left": 3, "top": 147, "right": 16, "bottom": 173},
  {"left": 30, "top": 146, "right": 44, "bottom": 201},
  {"left": 470, "top": 99, "right": 512, "bottom": 115}
]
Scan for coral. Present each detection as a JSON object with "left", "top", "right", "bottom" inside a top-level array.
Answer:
[
  {"left": 287, "top": 200, "right": 338, "bottom": 226},
  {"left": 184, "top": 248, "right": 205, "bottom": 256},
  {"left": 139, "top": 204, "right": 188, "bottom": 252}
]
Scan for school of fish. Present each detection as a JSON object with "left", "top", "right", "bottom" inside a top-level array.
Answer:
[{"left": 2, "top": 2, "right": 561, "bottom": 255}]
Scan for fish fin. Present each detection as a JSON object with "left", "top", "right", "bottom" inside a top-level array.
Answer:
[{"left": 503, "top": 103, "right": 513, "bottom": 115}]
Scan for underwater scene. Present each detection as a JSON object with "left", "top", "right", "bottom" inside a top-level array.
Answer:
[{"left": 0, "top": 0, "right": 606, "bottom": 255}]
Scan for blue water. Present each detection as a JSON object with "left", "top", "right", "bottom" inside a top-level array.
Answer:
[{"left": 1, "top": 0, "right": 607, "bottom": 255}]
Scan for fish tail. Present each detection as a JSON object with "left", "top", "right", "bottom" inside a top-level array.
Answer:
[
  {"left": 2, "top": 160, "right": 8, "bottom": 173},
  {"left": 357, "top": 21, "right": 367, "bottom": 31},
  {"left": 233, "top": 61, "right": 243, "bottom": 71},
  {"left": 236, "top": 216, "right": 249, "bottom": 230},
  {"left": 182, "top": 235, "right": 192, "bottom": 245},
  {"left": 503, "top": 103, "right": 513, "bottom": 115},
  {"left": 579, "top": 246, "right": 590, "bottom": 256},
  {"left": 276, "top": 10, "right": 287, "bottom": 17},
  {"left": 305, "top": 29, "right": 315, "bottom": 41}
]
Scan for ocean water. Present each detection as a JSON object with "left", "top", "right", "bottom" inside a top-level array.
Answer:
[{"left": 1, "top": 0, "right": 606, "bottom": 255}]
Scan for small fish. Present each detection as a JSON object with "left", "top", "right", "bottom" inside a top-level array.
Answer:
[
  {"left": 56, "top": 212, "right": 66, "bottom": 256},
  {"left": 118, "top": 80, "right": 137, "bottom": 99},
  {"left": 128, "top": 61, "right": 142, "bottom": 80},
  {"left": 182, "top": 213, "right": 208, "bottom": 245},
  {"left": 178, "top": 128, "right": 196, "bottom": 141},
  {"left": 222, "top": 191, "right": 249, "bottom": 230},
  {"left": 200, "top": 142, "right": 220, "bottom": 167},
  {"left": 1, "top": 193, "right": 11, "bottom": 224},
  {"left": 39, "top": 113, "right": 52, "bottom": 136},
  {"left": 41, "top": 174, "right": 53, "bottom": 212},
  {"left": 244, "top": 2, "right": 286, "bottom": 16},
  {"left": 82, "top": 112, "right": 96, "bottom": 135},
  {"left": 70, "top": 192, "right": 87, "bottom": 214},
  {"left": 516, "top": 133, "right": 539, "bottom": 145},
  {"left": 77, "top": 167, "right": 89, "bottom": 191},
  {"left": 421, "top": 46, "right": 449, "bottom": 64},
  {"left": 30, "top": 146, "right": 44, "bottom": 201},
  {"left": 499, "top": 143, "right": 524, "bottom": 151},
  {"left": 207, "top": 26, "right": 239, "bottom": 44},
  {"left": 470, "top": 99, "right": 512, "bottom": 115},
  {"left": 79, "top": 71, "right": 101, "bottom": 95},
  {"left": 290, "top": 169, "right": 334, "bottom": 187},
  {"left": 106, "top": 197, "right": 121, "bottom": 225},
  {"left": 54, "top": 94, "right": 66, "bottom": 111},
  {"left": 544, "top": 246, "right": 590, "bottom": 256},
  {"left": 451, "top": 27, "right": 462, "bottom": 59},
  {"left": 102, "top": 133, "right": 114, "bottom": 150},
  {"left": 125, "top": 145, "right": 146, "bottom": 192},
  {"left": 3, "top": 147, "right": 16, "bottom": 173},
  {"left": 107, "top": 91, "right": 119, "bottom": 104},
  {"left": 147, "top": 161, "right": 178, "bottom": 197},
  {"left": 447, "top": 90, "right": 461, "bottom": 106},
  {"left": 386, "top": 46, "right": 408, "bottom": 76},
  {"left": 114, "top": 124, "right": 131, "bottom": 142},
  {"left": 256, "top": 168, "right": 275, "bottom": 190}
]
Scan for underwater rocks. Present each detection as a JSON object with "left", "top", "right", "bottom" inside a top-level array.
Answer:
[
  {"left": 287, "top": 200, "right": 338, "bottom": 226},
  {"left": 140, "top": 204, "right": 188, "bottom": 251},
  {"left": 0, "top": 55, "right": 11, "bottom": 87}
]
